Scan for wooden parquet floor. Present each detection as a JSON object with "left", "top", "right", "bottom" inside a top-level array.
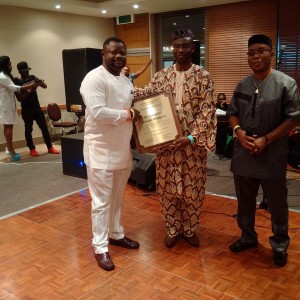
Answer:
[{"left": 1, "top": 184, "right": 300, "bottom": 300}]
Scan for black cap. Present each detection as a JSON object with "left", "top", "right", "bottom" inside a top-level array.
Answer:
[
  {"left": 248, "top": 34, "right": 272, "bottom": 49},
  {"left": 171, "top": 29, "right": 194, "bottom": 41},
  {"left": 17, "top": 61, "right": 31, "bottom": 72}
]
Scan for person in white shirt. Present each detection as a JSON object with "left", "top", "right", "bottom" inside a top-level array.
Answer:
[
  {"left": 0, "top": 56, "right": 39, "bottom": 161},
  {"left": 80, "top": 37, "right": 140, "bottom": 271}
]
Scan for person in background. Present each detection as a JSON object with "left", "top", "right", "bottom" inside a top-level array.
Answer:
[
  {"left": 0, "top": 56, "right": 38, "bottom": 161},
  {"left": 135, "top": 29, "right": 216, "bottom": 248},
  {"left": 122, "top": 59, "right": 152, "bottom": 85},
  {"left": 227, "top": 34, "right": 300, "bottom": 267},
  {"left": 14, "top": 61, "right": 59, "bottom": 156},
  {"left": 215, "top": 92, "right": 232, "bottom": 156},
  {"left": 216, "top": 92, "right": 228, "bottom": 111},
  {"left": 80, "top": 37, "right": 140, "bottom": 271}
]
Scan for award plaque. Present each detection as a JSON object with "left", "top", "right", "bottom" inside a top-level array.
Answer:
[{"left": 132, "top": 92, "right": 182, "bottom": 151}]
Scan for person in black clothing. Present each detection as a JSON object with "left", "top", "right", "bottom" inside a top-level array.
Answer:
[
  {"left": 14, "top": 61, "right": 59, "bottom": 156},
  {"left": 216, "top": 92, "right": 228, "bottom": 111},
  {"left": 215, "top": 93, "right": 232, "bottom": 156}
]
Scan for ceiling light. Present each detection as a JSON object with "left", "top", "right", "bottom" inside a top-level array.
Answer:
[
  {"left": 101, "top": 10, "right": 107, "bottom": 14},
  {"left": 133, "top": 4, "right": 139, "bottom": 9},
  {"left": 55, "top": 4, "right": 61, "bottom": 10}
]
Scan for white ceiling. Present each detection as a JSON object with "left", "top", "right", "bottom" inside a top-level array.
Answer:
[{"left": 0, "top": 0, "right": 248, "bottom": 18}]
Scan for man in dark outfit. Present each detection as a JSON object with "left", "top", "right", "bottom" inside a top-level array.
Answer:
[
  {"left": 14, "top": 61, "right": 59, "bottom": 156},
  {"left": 227, "top": 34, "right": 300, "bottom": 267},
  {"left": 215, "top": 93, "right": 232, "bottom": 156}
]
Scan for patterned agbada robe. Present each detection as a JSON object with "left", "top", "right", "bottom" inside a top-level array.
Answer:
[{"left": 135, "top": 64, "right": 216, "bottom": 237}]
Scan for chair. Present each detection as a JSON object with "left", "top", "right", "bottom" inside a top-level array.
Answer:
[{"left": 46, "top": 103, "right": 78, "bottom": 136}]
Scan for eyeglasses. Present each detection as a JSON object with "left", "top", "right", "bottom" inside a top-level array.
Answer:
[
  {"left": 247, "top": 48, "right": 271, "bottom": 56},
  {"left": 173, "top": 44, "right": 190, "bottom": 50}
]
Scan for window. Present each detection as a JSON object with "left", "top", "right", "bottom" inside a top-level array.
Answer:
[
  {"left": 277, "top": 0, "right": 300, "bottom": 87},
  {"left": 154, "top": 9, "right": 206, "bottom": 70}
]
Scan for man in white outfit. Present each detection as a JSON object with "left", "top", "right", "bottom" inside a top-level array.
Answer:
[{"left": 80, "top": 37, "right": 140, "bottom": 271}]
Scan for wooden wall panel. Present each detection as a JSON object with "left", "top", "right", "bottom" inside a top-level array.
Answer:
[
  {"left": 115, "top": 13, "right": 151, "bottom": 87},
  {"left": 207, "top": 0, "right": 278, "bottom": 101},
  {"left": 115, "top": 13, "right": 150, "bottom": 48},
  {"left": 125, "top": 55, "right": 151, "bottom": 88}
]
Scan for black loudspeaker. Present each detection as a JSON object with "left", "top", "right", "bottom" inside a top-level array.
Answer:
[
  {"left": 62, "top": 48, "right": 102, "bottom": 114},
  {"left": 60, "top": 132, "right": 156, "bottom": 186},
  {"left": 130, "top": 149, "right": 156, "bottom": 190},
  {"left": 61, "top": 132, "right": 87, "bottom": 179}
]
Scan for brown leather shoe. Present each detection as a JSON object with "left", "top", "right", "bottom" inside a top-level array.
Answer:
[
  {"left": 109, "top": 236, "right": 139, "bottom": 249},
  {"left": 95, "top": 252, "right": 115, "bottom": 271},
  {"left": 165, "top": 234, "right": 179, "bottom": 248},
  {"left": 185, "top": 234, "right": 200, "bottom": 247}
]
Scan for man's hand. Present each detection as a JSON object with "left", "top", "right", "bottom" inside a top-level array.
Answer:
[
  {"left": 250, "top": 136, "right": 268, "bottom": 155},
  {"left": 131, "top": 108, "right": 141, "bottom": 123},
  {"left": 36, "top": 78, "right": 47, "bottom": 89},
  {"left": 168, "top": 136, "right": 191, "bottom": 149},
  {"left": 236, "top": 129, "right": 256, "bottom": 152}
]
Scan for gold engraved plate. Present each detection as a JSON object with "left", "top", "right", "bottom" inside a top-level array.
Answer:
[{"left": 132, "top": 92, "right": 182, "bottom": 151}]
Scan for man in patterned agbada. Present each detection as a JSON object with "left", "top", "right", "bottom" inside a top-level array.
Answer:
[{"left": 135, "top": 29, "right": 216, "bottom": 248}]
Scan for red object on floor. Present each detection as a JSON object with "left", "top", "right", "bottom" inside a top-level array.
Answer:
[
  {"left": 30, "top": 149, "right": 39, "bottom": 156},
  {"left": 48, "top": 147, "right": 60, "bottom": 154}
]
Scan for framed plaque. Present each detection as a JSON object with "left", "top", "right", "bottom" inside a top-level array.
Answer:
[{"left": 132, "top": 92, "right": 182, "bottom": 151}]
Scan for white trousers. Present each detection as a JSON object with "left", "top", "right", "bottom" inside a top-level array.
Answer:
[{"left": 87, "top": 166, "right": 131, "bottom": 254}]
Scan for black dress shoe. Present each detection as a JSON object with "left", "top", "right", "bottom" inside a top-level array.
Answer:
[
  {"left": 273, "top": 250, "right": 287, "bottom": 267},
  {"left": 95, "top": 252, "right": 115, "bottom": 271},
  {"left": 184, "top": 234, "right": 199, "bottom": 247},
  {"left": 269, "top": 236, "right": 289, "bottom": 267},
  {"left": 109, "top": 236, "right": 139, "bottom": 249},
  {"left": 229, "top": 238, "right": 258, "bottom": 252},
  {"left": 165, "top": 234, "right": 179, "bottom": 248}
]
